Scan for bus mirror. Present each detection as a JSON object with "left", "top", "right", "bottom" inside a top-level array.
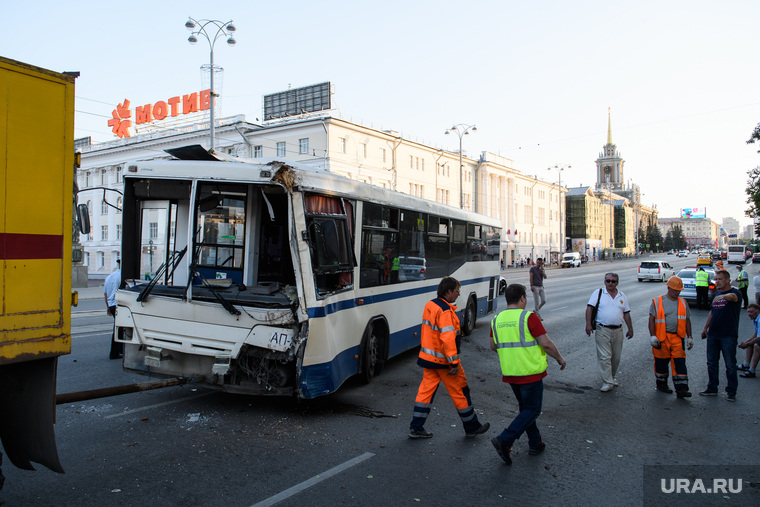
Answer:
[{"left": 77, "top": 203, "right": 90, "bottom": 234}]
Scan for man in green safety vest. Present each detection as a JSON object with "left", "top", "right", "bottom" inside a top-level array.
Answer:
[
  {"left": 489, "top": 283, "right": 566, "bottom": 466},
  {"left": 696, "top": 267, "right": 710, "bottom": 311},
  {"left": 736, "top": 265, "right": 749, "bottom": 309}
]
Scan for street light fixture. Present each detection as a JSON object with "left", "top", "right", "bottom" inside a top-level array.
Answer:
[
  {"left": 548, "top": 164, "right": 570, "bottom": 254},
  {"left": 445, "top": 123, "right": 477, "bottom": 209},
  {"left": 185, "top": 17, "right": 237, "bottom": 150}
]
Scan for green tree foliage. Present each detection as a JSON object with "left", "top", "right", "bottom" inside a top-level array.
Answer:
[
  {"left": 646, "top": 224, "right": 664, "bottom": 252},
  {"left": 663, "top": 230, "right": 674, "bottom": 251},
  {"left": 746, "top": 166, "right": 760, "bottom": 237},
  {"left": 746, "top": 124, "right": 760, "bottom": 236},
  {"left": 672, "top": 224, "right": 687, "bottom": 250}
]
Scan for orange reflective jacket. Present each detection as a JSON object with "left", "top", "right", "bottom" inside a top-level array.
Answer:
[
  {"left": 653, "top": 296, "right": 687, "bottom": 339},
  {"left": 417, "top": 298, "right": 461, "bottom": 369}
]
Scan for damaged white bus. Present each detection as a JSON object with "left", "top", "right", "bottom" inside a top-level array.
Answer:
[{"left": 114, "top": 147, "right": 503, "bottom": 398}]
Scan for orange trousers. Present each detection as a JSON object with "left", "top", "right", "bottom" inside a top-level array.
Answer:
[
  {"left": 652, "top": 332, "right": 688, "bottom": 391},
  {"left": 410, "top": 366, "right": 480, "bottom": 433}
]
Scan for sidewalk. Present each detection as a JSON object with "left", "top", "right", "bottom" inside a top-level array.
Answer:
[{"left": 73, "top": 285, "right": 105, "bottom": 301}]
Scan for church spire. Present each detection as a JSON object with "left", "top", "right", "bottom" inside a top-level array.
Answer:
[{"left": 607, "top": 107, "right": 613, "bottom": 145}]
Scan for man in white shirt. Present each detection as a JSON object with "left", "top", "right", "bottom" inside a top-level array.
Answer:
[{"left": 584, "top": 272, "right": 634, "bottom": 392}]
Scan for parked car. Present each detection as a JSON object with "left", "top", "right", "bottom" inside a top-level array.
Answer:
[
  {"left": 753, "top": 252, "right": 760, "bottom": 264},
  {"left": 637, "top": 260, "right": 675, "bottom": 282},
  {"left": 678, "top": 266, "right": 716, "bottom": 306},
  {"left": 397, "top": 255, "right": 426, "bottom": 281}
]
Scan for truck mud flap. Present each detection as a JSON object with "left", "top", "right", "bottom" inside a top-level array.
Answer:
[{"left": 0, "top": 357, "right": 64, "bottom": 473}]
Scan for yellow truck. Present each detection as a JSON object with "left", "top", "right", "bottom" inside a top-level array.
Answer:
[{"left": 0, "top": 56, "right": 78, "bottom": 480}]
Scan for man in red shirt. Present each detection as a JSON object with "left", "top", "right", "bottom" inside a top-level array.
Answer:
[{"left": 490, "top": 283, "right": 566, "bottom": 465}]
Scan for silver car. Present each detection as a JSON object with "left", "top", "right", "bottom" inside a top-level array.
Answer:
[
  {"left": 678, "top": 267, "right": 716, "bottom": 306},
  {"left": 397, "top": 255, "right": 426, "bottom": 281}
]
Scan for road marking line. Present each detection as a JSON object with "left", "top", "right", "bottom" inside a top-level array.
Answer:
[
  {"left": 103, "top": 391, "right": 214, "bottom": 419},
  {"left": 251, "top": 452, "right": 375, "bottom": 507}
]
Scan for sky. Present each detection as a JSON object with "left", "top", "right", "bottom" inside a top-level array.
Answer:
[{"left": 3, "top": 0, "right": 759, "bottom": 227}]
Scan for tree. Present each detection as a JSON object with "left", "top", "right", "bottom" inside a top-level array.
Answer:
[
  {"left": 646, "top": 224, "right": 664, "bottom": 252},
  {"left": 663, "top": 230, "right": 674, "bottom": 251},
  {"left": 745, "top": 166, "right": 760, "bottom": 237},
  {"left": 745, "top": 124, "right": 760, "bottom": 236},
  {"left": 672, "top": 224, "right": 687, "bottom": 250}
]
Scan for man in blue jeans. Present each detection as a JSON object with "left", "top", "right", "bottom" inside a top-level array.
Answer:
[
  {"left": 700, "top": 269, "right": 742, "bottom": 401},
  {"left": 489, "top": 283, "right": 566, "bottom": 465}
]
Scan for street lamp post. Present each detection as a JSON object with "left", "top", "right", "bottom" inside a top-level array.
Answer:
[
  {"left": 548, "top": 164, "right": 570, "bottom": 254},
  {"left": 445, "top": 124, "right": 477, "bottom": 209},
  {"left": 185, "top": 17, "right": 237, "bottom": 150}
]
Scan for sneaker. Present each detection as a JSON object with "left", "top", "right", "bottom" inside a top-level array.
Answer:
[
  {"left": 740, "top": 371, "right": 756, "bottom": 378},
  {"left": 612, "top": 378, "right": 620, "bottom": 386},
  {"left": 676, "top": 390, "right": 692, "bottom": 398},
  {"left": 727, "top": 394, "right": 737, "bottom": 402},
  {"left": 528, "top": 442, "right": 546, "bottom": 456},
  {"left": 699, "top": 389, "right": 718, "bottom": 396},
  {"left": 408, "top": 429, "right": 433, "bottom": 439},
  {"left": 737, "top": 364, "right": 750, "bottom": 371},
  {"left": 600, "top": 383, "right": 614, "bottom": 392},
  {"left": 465, "top": 422, "right": 490, "bottom": 438},
  {"left": 491, "top": 437, "right": 512, "bottom": 465}
]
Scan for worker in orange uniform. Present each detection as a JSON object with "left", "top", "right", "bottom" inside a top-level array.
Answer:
[
  {"left": 408, "top": 276, "right": 490, "bottom": 439},
  {"left": 648, "top": 276, "right": 693, "bottom": 398}
]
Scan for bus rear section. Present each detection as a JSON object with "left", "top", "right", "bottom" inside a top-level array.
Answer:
[
  {"left": 727, "top": 245, "right": 747, "bottom": 264},
  {"left": 115, "top": 158, "right": 502, "bottom": 399}
]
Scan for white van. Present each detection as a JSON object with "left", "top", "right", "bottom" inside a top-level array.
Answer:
[{"left": 561, "top": 252, "right": 581, "bottom": 268}]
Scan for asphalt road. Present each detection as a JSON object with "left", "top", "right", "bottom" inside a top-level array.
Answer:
[{"left": 2, "top": 256, "right": 759, "bottom": 506}]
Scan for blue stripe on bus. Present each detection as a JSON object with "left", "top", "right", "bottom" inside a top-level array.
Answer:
[
  {"left": 298, "top": 293, "right": 499, "bottom": 399},
  {"left": 306, "top": 276, "right": 495, "bottom": 319}
]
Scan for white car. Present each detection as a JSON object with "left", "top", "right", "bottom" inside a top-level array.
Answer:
[{"left": 637, "top": 260, "right": 675, "bottom": 282}]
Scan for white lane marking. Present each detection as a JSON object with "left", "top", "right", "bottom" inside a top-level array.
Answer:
[
  {"left": 553, "top": 306, "right": 568, "bottom": 311},
  {"left": 251, "top": 452, "right": 376, "bottom": 507},
  {"left": 103, "top": 391, "right": 214, "bottom": 419}
]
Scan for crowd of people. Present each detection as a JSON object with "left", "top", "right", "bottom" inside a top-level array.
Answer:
[{"left": 406, "top": 258, "right": 757, "bottom": 466}]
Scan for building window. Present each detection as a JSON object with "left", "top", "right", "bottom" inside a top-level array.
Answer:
[
  {"left": 100, "top": 169, "right": 106, "bottom": 185},
  {"left": 116, "top": 224, "right": 122, "bottom": 240},
  {"left": 380, "top": 148, "right": 386, "bottom": 163},
  {"left": 253, "top": 145, "right": 263, "bottom": 158},
  {"left": 524, "top": 205, "right": 532, "bottom": 222},
  {"left": 101, "top": 225, "right": 108, "bottom": 241},
  {"left": 97, "top": 251, "right": 104, "bottom": 268},
  {"left": 116, "top": 166, "right": 122, "bottom": 182},
  {"left": 276, "top": 142, "right": 286, "bottom": 157},
  {"left": 360, "top": 143, "right": 367, "bottom": 158},
  {"left": 85, "top": 172, "right": 91, "bottom": 187},
  {"left": 149, "top": 222, "right": 158, "bottom": 239},
  {"left": 410, "top": 155, "right": 414, "bottom": 169},
  {"left": 538, "top": 207, "right": 545, "bottom": 226},
  {"left": 338, "top": 137, "right": 346, "bottom": 153},
  {"left": 299, "top": 138, "right": 309, "bottom": 155},
  {"left": 116, "top": 197, "right": 122, "bottom": 212},
  {"left": 84, "top": 252, "right": 89, "bottom": 266},
  {"left": 421, "top": 159, "right": 425, "bottom": 172},
  {"left": 101, "top": 200, "right": 108, "bottom": 215}
]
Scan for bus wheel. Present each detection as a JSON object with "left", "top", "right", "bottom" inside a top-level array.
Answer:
[
  {"left": 462, "top": 298, "right": 476, "bottom": 336},
  {"left": 360, "top": 326, "right": 384, "bottom": 384}
]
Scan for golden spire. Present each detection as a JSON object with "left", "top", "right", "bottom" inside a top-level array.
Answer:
[{"left": 607, "top": 107, "right": 613, "bottom": 145}]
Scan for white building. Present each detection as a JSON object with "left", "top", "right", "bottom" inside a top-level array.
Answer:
[
  {"left": 722, "top": 217, "right": 741, "bottom": 237},
  {"left": 77, "top": 114, "right": 565, "bottom": 278},
  {"left": 659, "top": 217, "right": 721, "bottom": 249}
]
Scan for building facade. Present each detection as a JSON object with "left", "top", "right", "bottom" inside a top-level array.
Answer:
[
  {"left": 658, "top": 217, "right": 722, "bottom": 249},
  {"left": 77, "top": 114, "right": 566, "bottom": 278}
]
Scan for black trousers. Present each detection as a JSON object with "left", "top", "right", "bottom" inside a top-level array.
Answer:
[
  {"left": 739, "top": 286, "right": 749, "bottom": 309},
  {"left": 108, "top": 306, "right": 123, "bottom": 359},
  {"left": 696, "top": 286, "right": 709, "bottom": 310}
]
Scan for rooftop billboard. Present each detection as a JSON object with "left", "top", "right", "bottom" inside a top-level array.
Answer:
[{"left": 681, "top": 207, "right": 706, "bottom": 219}]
